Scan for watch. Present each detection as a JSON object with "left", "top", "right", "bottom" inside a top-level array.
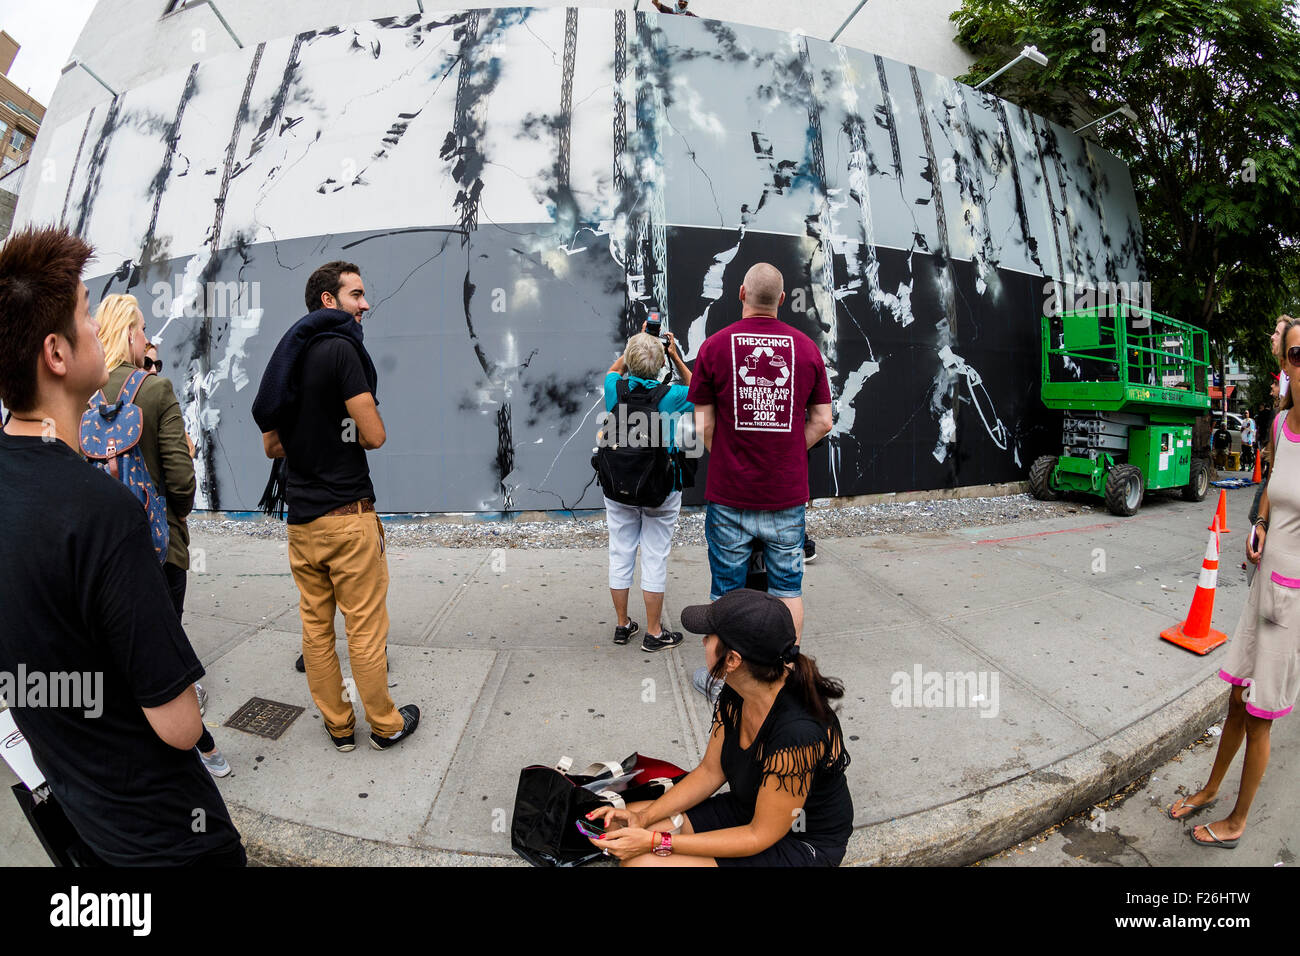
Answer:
[{"left": 652, "top": 831, "right": 673, "bottom": 857}]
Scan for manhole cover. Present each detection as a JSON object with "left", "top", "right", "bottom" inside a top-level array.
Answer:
[{"left": 224, "top": 697, "right": 305, "bottom": 740}]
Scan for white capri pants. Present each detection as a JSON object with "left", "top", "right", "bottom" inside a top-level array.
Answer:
[{"left": 604, "top": 491, "right": 683, "bottom": 592}]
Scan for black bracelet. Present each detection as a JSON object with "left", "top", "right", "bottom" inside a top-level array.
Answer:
[{"left": 1256, "top": 517, "right": 1269, "bottom": 532}]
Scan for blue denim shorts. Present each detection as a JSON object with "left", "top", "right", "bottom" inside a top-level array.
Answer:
[{"left": 705, "top": 502, "right": 804, "bottom": 599}]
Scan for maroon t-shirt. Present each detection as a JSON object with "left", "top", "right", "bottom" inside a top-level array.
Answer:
[{"left": 687, "top": 315, "right": 831, "bottom": 510}]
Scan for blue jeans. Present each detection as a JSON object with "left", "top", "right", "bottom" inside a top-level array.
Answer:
[{"left": 705, "top": 502, "right": 805, "bottom": 599}]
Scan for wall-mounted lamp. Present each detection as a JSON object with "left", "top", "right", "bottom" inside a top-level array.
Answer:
[
  {"left": 830, "top": 1, "right": 871, "bottom": 43},
  {"left": 190, "top": 0, "right": 243, "bottom": 49},
  {"left": 60, "top": 58, "right": 117, "bottom": 97},
  {"left": 973, "top": 45, "right": 1049, "bottom": 90},
  {"left": 1073, "top": 104, "right": 1140, "bottom": 135}
]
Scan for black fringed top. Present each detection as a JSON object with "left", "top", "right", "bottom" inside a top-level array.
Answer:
[{"left": 714, "top": 682, "right": 853, "bottom": 858}]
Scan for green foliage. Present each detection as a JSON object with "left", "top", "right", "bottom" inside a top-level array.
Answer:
[{"left": 951, "top": 0, "right": 1300, "bottom": 367}]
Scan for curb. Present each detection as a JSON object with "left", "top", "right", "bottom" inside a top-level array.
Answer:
[
  {"left": 843, "top": 673, "right": 1230, "bottom": 867},
  {"left": 232, "top": 672, "right": 1230, "bottom": 868},
  {"left": 229, "top": 806, "right": 520, "bottom": 867}
]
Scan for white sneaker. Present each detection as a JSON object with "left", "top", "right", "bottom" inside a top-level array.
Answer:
[
  {"left": 692, "top": 666, "right": 723, "bottom": 705},
  {"left": 200, "top": 747, "right": 232, "bottom": 777}
]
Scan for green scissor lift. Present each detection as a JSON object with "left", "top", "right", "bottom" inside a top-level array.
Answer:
[{"left": 1029, "top": 303, "right": 1212, "bottom": 516}]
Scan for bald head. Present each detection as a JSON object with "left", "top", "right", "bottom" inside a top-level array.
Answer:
[{"left": 740, "top": 263, "right": 784, "bottom": 315}]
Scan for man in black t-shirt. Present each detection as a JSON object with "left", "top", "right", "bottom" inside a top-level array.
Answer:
[
  {"left": 0, "top": 225, "right": 243, "bottom": 865},
  {"left": 1213, "top": 420, "right": 1232, "bottom": 470},
  {"left": 257, "top": 262, "right": 419, "bottom": 752}
]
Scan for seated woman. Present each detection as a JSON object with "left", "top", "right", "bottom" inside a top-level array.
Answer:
[{"left": 587, "top": 589, "right": 852, "bottom": 866}]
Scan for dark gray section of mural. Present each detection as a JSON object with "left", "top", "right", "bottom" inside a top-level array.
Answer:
[
  {"left": 25, "top": 7, "right": 1144, "bottom": 512},
  {"left": 95, "top": 224, "right": 1062, "bottom": 513}
]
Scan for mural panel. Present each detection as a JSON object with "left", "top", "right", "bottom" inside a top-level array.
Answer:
[{"left": 21, "top": 7, "right": 1144, "bottom": 512}]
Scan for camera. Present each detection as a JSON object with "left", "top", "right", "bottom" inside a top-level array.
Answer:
[{"left": 645, "top": 311, "right": 673, "bottom": 358}]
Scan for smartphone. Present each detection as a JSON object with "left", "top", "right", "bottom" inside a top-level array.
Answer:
[{"left": 575, "top": 816, "right": 608, "bottom": 839}]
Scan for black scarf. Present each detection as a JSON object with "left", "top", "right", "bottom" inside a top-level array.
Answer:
[
  {"left": 251, "top": 307, "right": 378, "bottom": 433},
  {"left": 252, "top": 308, "right": 379, "bottom": 517}
]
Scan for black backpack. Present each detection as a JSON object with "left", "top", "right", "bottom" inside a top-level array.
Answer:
[{"left": 593, "top": 379, "right": 676, "bottom": 507}]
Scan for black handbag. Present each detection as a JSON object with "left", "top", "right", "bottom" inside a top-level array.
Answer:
[
  {"left": 10, "top": 782, "right": 100, "bottom": 867},
  {"left": 510, "top": 753, "right": 686, "bottom": 867}
]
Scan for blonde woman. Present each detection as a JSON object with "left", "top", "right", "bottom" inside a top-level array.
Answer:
[{"left": 95, "top": 294, "right": 231, "bottom": 778}]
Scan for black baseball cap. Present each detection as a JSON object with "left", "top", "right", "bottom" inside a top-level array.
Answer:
[{"left": 680, "top": 589, "right": 798, "bottom": 666}]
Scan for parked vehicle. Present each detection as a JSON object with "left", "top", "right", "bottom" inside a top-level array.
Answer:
[{"left": 1029, "top": 304, "right": 1212, "bottom": 516}]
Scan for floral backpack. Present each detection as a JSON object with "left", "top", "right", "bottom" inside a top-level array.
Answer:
[{"left": 79, "top": 368, "right": 169, "bottom": 562}]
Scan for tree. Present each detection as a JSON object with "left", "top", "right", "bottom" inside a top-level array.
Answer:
[{"left": 950, "top": 0, "right": 1300, "bottom": 363}]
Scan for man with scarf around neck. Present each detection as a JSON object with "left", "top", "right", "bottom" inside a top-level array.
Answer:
[{"left": 253, "top": 261, "right": 419, "bottom": 753}]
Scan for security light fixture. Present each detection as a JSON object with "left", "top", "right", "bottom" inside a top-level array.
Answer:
[
  {"left": 1073, "top": 104, "right": 1140, "bottom": 135},
  {"left": 974, "top": 45, "right": 1050, "bottom": 91},
  {"left": 60, "top": 58, "right": 117, "bottom": 97},
  {"left": 831, "top": 1, "right": 871, "bottom": 43}
]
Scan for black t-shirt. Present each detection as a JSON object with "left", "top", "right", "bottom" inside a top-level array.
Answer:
[
  {"left": 283, "top": 337, "right": 377, "bottom": 523},
  {"left": 0, "top": 429, "right": 241, "bottom": 865},
  {"left": 714, "top": 682, "right": 853, "bottom": 861}
]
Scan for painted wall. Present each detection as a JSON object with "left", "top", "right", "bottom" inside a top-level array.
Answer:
[{"left": 16, "top": 7, "right": 1144, "bottom": 512}]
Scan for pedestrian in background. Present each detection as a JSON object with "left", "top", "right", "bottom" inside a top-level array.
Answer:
[
  {"left": 95, "top": 293, "right": 230, "bottom": 778},
  {"left": 600, "top": 328, "right": 694, "bottom": 652},
  {"left": 1212, "top": 420, "right": 1231, "bottom": 470},
  {"left": 1256, "top": 393, "right": 1277, "bottom": 483}
]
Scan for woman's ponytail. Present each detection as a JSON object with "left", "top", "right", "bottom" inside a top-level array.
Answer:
[{"left": 788, "top": 652, "right": 844, "bottom": 726}]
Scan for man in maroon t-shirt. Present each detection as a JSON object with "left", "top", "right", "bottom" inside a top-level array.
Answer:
[{"left": 687, "top": 263, "right": 833, "bottom": 642}]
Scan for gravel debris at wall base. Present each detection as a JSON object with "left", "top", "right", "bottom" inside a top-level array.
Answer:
[{"left": 190, "top": 494, "right": 1087, "bottom": 549}]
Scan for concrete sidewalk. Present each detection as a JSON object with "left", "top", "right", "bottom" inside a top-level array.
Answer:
[{"left": 2, "top": 488, "right": 1258, "bottom": 866}]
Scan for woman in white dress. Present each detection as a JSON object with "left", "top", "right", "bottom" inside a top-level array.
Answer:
[{"left": 1170, "top": 317, "right": 1300, "bottom": 847}]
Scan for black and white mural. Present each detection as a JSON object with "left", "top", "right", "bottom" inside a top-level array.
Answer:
[{"left": 22, "top": 8, "right": 1144, "bottom": 512}]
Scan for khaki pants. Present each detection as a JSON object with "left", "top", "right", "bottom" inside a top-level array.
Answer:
[{"left": 288, "top": 506, "right": 403, "bottom": 738}]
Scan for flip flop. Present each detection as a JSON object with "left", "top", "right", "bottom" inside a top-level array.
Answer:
[
  {"left": 1190, "top": 824, "right": 1239, "bottom": 849},
  {"left": 1168, "top": 796, "right": 1216, "bottom": 820}
]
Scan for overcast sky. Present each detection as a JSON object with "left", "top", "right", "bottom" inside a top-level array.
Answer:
[{"left": 0, "top": 0, "right": 96, "bottom": 104}]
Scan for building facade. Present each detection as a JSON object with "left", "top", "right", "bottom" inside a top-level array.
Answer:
[
  {"left": 0, "top": 31, "right": 45, "bottom": 238},
  {"left": 14, "top": 3, "right": 1144, "bottom": 513}
]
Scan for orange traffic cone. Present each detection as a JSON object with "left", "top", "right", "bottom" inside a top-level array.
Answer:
[
  {"left": 1161, "top": 516, "right": 1229, "bottom": 654},
  {"left": 1252, "top": 450, "right": 1262, "bottom": 484},
  {"left": 1208, "top": 489, "right": 1231, "bottom": 533}
]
